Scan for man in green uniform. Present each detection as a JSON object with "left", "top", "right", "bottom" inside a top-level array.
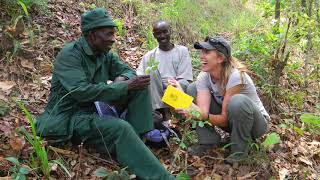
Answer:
[{"left": 36, "top": 8, "right": 174, "bottom": 180}]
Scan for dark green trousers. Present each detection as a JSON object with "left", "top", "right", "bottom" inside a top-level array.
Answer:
[
  {"left": 72, "top": 89, "right": 175, "bottom": 180},
  {"left": 186, "top": 83, "right": 268, "bottom": 156}
]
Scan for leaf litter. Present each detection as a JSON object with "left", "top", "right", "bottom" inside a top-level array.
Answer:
[{"left": 0, "top": 0, "right": 319, "bottom": 179}]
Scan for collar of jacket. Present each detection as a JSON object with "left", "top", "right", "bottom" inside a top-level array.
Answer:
[{"left": 80, "top": 36, "right": 94, "bottom": 56}]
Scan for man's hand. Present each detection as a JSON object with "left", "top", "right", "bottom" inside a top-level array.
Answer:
[
  {"left": 167, "top": 78, "right": 184, "bottom": 92},
  {"left": 127, "top": 75, "right": 150, "bottom": 91}
]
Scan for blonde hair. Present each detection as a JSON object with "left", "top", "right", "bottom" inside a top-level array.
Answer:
[{"left": 217, "top": 52, "right": 247, "bottom": 96}]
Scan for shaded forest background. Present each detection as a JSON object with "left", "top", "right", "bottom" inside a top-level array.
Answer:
[{"left": 0, "top": 0, "right": 319, "bottom": 179}]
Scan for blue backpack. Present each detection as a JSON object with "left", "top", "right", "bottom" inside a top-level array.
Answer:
[{"left": 94, "top": 101, "right": 180, "bottom": 148}]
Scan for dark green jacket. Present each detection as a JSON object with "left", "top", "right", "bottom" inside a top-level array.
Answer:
[{"left": 36, "top": 36, "right": 136, "bottom": 142}]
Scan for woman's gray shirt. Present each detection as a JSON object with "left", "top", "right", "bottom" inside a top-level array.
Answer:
[{"left": 196, "top": 69, "right": 270, "bottom": 119}]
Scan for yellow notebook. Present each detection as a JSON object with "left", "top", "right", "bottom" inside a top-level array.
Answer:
[{"left": 162, "top": 85, "right": 193, "bottom": 109}]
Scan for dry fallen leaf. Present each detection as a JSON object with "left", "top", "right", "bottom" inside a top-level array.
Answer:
[
  {"left": 51, "top": 163, "right": 58, "bottom": 172},
  {"left": 0, "top": 81, "right": 16, "bottom": 94},
  {"left": 20, "top": 59, "right": 36, "bottom": 71},
  {"left": 279, "top": 168, "right": 289, "bottom": 180},
  {"left": 71, "top": 160, "right": 77, "bottom": 166},
  {"left": 237, "top": 172, "right": 258, "bottom": 180},
  {"left": 0, "top": 177, "right": 12, "bottom": 180},
  {"left": 40, "top": 75, "right": 52, "bottom": 86},
  {"left": 298, "top": 156, "right": 313, "bottom": 166},
  {"left": 0, "top": 91, "right": 7, "bottom": 101},
  {"left": 0, "top": 122, "right": 12, "bottom": 136},
  {"left": 211, "top": 174, "right": 222, "bottom": 180},
  {"left": 49, "top": 146, "right": 78, "bottom": 158},
  {"left": 9, "top": 132, "right": 26, "bottom": 153},
  {"left": 84, "top": 168, "right": 91, "bottom": 175}
]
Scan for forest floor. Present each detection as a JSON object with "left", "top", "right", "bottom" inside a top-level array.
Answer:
[{"left": 0, "top": 0, "right": 319, "bottom": 179}]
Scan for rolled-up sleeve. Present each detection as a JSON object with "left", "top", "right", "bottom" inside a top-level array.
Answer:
[
  {"left": 226, "top": 70, "right": 247, "bottom": 90},
  {"left": 176, "top": 47, "right": 193, "bottom": 81},
  {"left": 136, "top": 54, "right": 147, "bottom": 75},
  {"left": 196, "top": 72, "right": 210, "bottom": 92}
]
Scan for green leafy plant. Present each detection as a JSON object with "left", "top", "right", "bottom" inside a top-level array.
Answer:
[
  {"left": 94, "top": 167, "right": 130, "bottom": 179},
  {"left": 280, "top": 111, "right": 320, "bottom": 136},
  {"left": 173, "top": 109, "right": 208, "bottom": 150},
  {"left": 240, "top": 132, "right": 281, "bottom": 165},
  {"left": 0, "top": 99, "right": 10, "bottom": 117},
  {"left": 14, "top": 98, "right": 72, "bottom": 178},
  {"left": 14, "top": 98, "right": 50, "bottom": 178},
  {"left": 114, "top": 19, "right": 126, "bottom": 37},
  {"left": 51, "top": 159, "right": 72, "bottom": 177},
  {"left": 262, "top": 132, "right": 281, "bottom": 149},
  {"left": 145, "top": 29, "right": 157, "bottom": 50},
  {"left": 79, "top": 2, "right": 96, "bottom": 11},
  {"left": 190, "top": 51, "right": 201, "bottom": 78},
  {"left": 17, "top": 0, "right": 29, "bottom": 18},
  {"left": 145, "top": 56, "right": 159, "bottom": 75},
  {"left": 94, "top": 167, "right": 109, "bottom": 178},
  {"left": 175, "top": 129, "right": 197, "bottom": 150},
  {"left": 2, "top": 0, "right": 48, "bottom": 18},
  {"left": 300, "top": 113, "right": 320, "bottom": 135},
  {"left": 176, "top": 172, "right": 190, "bottom": 180},
  {"left": 5, "top": 156, "right": 31, "bottom": 180},
  {"left": 246, "top": 141, "right": 269, "bottom": 165},
  {"left": 186, "top": 110, "right": 211, "bottom": 128}
]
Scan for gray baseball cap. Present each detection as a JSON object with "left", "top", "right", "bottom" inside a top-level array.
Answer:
[{"left": 194, "top": 36, "right": 231, "bottom": 58}]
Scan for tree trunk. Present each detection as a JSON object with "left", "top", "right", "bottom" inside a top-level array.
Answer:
[
  {"left": 274, "top": 0, "right": 281, "bottom": 33},
  {"left": 301, "top": 0, "right": 307, "bottom": 10},
  {"left": 316, "top": 0, "right": 319, "bottom": 24},
  {"left": 275, "top": 0, "right": 281, "bottom": 19},
  {"left": 270, "top": 18, "right": 292, "bottom": 98},
  {"left": 304, "top": 0, "right": 313, "bottom": 90}
]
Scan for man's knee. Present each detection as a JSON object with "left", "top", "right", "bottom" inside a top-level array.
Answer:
[
  {"left": 178, "top": 79, "right": 190, "bottom": 92},
  {"left": 96, "top": 118, "right": 135, "bottom": 137},
  {"left": 129, "top": 88, "right": 149, "bottom": 97},
  {"left": 111, "top": 120, "right": 134, "bottom": 132},
  {"left": 186, "top": 82, "right": 197, "bottom": 98}
]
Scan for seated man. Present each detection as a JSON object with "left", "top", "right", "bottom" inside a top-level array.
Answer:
[
  {"left": 36, "top": 8, "right": 174, "bottom": 180},
  {"left": 136, "top": 21, "right": 193, "bottom": 120}
]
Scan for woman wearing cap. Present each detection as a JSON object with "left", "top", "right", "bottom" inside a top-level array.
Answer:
[{"left": 170, "top": 36, "right": 269, "bottom": 163}]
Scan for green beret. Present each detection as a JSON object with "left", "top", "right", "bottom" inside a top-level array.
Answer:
[{"left": 81, "top": 8, "right": 116, "bottom": 33}]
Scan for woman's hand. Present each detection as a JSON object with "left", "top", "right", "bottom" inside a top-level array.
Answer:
[
  {"left": 176, "top": 103, "right": 207, "bottom": 121},
  {"left": 175, "top": 108, "right": 190, "bottom": 119}
]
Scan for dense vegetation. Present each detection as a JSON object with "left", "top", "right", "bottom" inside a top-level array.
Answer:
[{"left": 0, "top": 0, "right": 319, "bottom": 179}]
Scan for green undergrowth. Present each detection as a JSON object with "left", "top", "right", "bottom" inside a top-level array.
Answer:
[
  {"left": 106, "top": 0, "right": 260, "bottom": 50},
  {"left": 1, "top": 0, "right": 48, "bottom": 18}
]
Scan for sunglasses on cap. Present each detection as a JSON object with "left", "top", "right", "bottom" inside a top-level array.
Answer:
[{"left": 205, "top": 36, "right": 230, "bottom": 57}]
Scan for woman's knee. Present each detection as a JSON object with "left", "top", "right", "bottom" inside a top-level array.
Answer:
[
  {"left": 227, "top": 94, "right": 252, "bottom": 112},
  {"left": 227, "top": 94, "right": 255, "bottom": 124}
]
